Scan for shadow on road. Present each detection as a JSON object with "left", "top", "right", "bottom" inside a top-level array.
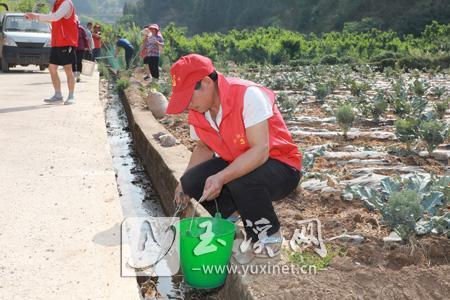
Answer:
[
  {"left": 92, "top": 223, "right": 121, "bottom": 247},
  {"left": 0, "top": 104, "right": 53, "bottom": 114}
]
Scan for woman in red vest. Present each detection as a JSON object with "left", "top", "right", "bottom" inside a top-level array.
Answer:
[
  {"left": 25, "top": 0, "right": 78, "bottom": 105},
  {"left": 166, "top": 54, "right": 302, "bottom": 260}
]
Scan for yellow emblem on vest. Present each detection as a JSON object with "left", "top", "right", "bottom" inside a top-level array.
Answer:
[{"left": 171, "top": 74, "right": 177, "bottom": 87}]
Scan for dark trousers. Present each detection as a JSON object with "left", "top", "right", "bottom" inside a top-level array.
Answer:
[
  {"left": 92, "top": 48, "right": 101, "bottom": 61},
  {"left": 125, "top": 48, "right": 134, "bottom": 69},
  {"left": 145, "top": 56, "right": 159, "bottom": 79},
  {"left": 180, "top": 157, "right": 300, "bottom": 242},
  {"left": 72, "top": 50, "right": 87, "bottom": 73}
]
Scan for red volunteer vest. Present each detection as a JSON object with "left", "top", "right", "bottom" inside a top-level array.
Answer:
[
  {"left": 188, "top": 74, "right": 302, "bottom": 171},
  {"left": 51, "top": 0, "right": 78, "bottom": 47}
]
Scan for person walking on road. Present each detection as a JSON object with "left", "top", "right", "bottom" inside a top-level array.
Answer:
[
  {"left": 25, "top": 0, "right": 78, "bottom": 105},
  {"left": 72, "top": 21, "right": 90, "bottom": 82},
  {"left": 115, "top": 36, "right": 134, "bottom": 70},
  {"left": 167, "top": 54, "right": 302, "bottom": 258},
  {"left": 92, "top": 24, "right": 102, "bottom": 61},
  {"left": 85, "top": 22, "right": 95, "bottom": 61}
]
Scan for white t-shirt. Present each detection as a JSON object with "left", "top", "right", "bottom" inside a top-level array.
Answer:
[
  {"left": 38, "top": 1, "right": 73, "bottom": 22},
  {"left": 190, "top": 86, "right": 273, "bottom": 141}
]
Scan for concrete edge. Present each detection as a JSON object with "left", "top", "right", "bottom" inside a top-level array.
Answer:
[{"left": 120, "top": 83, "right": 256, "bottom": 300}]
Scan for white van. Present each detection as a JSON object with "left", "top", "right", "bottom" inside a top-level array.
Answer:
[{"left": 0, "top": 4, "right": 51, "bottom": 72}]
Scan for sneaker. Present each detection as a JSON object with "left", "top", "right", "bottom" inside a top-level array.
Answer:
[
  {"left": 44, "top": 95, "right": 63, "bottom": 103},
  {"left": 64, "top": 96, "right": 75, "bottom": 105},
  {"left": 143, "top": 75, "right": 151, "bottom": 80}
]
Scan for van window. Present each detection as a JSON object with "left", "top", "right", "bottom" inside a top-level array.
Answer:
[{"left": 4, "top": 16, "right": 50, "bottom": 33}]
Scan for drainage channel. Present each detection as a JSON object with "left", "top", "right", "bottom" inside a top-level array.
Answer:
[{"left": 103, "top": 80, "right": 219, "bottom": 300}]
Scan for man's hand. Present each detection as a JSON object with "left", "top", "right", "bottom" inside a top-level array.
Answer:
[
  {"left": 174, "top": 182, "right": 190, "bottom": 206},
  {"left": 203, "top": 173, "right": 225, "bottom": 201},
  {"left": 25, "top": 13, "right": 38, "bottom": 20}
]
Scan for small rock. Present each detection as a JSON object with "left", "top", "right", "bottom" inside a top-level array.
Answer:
[
  {"left": 146, "top": 91, "right": 168, "bottom": 118},
  {"left": 159, "top": 134, "right": 178, "bottom": 147},
  {"left": 152, "top": 132, "right": 166, "bottom": 140},
  {"left": 383, "top": 231, "right": 402, "bottom": 243}
]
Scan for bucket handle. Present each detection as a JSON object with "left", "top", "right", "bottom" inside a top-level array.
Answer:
[{"left": 188, "top": 195, "right": 221, "bottom": 232}]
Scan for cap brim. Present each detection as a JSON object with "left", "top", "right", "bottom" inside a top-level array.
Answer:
[{"left": 166, "top": 86, "right": 194, "bottom": 114}]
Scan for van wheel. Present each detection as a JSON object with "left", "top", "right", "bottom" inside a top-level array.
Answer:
[
  {"left": 1, "top": 57, "right": 9, "bottom": 72},
  {"left": 39, "top": 65, "right": 47, "bottom": 71}
]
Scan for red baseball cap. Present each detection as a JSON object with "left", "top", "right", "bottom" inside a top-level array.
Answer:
[{"left": 166, "top": 54, "right": 215, "bottom": 114}]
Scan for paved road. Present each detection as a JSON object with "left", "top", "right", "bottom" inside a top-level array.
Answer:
[{"left": 0, "top": 68, "right": 138, "bottom": 299}]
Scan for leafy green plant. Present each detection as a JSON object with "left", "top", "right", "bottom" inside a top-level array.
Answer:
[
  {"left": 276, "top": 92, "right": 298, "bottom": 118},
  {"left": 418, "top": 120, "right": 449, "bottom": 155},
  {"left": 314, "top": 83, "right": 332, "bottom": 103},
  {"left": 432, "top": 86, "right": 446, "bottom": 99},
  {"left": 349, "top": 81, "right": 370, "bottom": 97},
  {"left": 382, "top": 190, "right": 423, "bottom": 240},
  {"left": 115, "top": 79, "right": 130, "bottom": 93},
  {"left": 344, "top": 174, "right": 450, "bottom": 240},
  {"left": 287, "top": 244, "right": 343, "bottom": 271},
  {"left": 411, "top": 79, "right": 428, "bottom": 96},
  {"left": 335, "top": 104, "right": 355, "bottom": 139},
  {"left": 394, "top": 118, "right": 420, "bottom": 150},
  {"left": 97, "top": 62, "right": 110, "bottom": 79},
  {"left": 300, "top": 146, "right": 326, "bottom": 177},
  {"left": 434, "top": 99, "right": 449, "bottom": 119},
  {"left": 370, "top": 90, "right": 388, "bottom": 121}
]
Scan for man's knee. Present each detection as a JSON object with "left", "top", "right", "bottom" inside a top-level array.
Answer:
[{"left": 180, "top": 170, "right": 200, "bottom": 197}]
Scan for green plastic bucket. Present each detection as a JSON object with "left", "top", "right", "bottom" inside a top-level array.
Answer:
[{"left": 176, "top": 214, "right": 235, "bottom": 289}]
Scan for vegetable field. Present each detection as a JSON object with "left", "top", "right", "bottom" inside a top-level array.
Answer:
[{"left": 125, "top": 61, "right": 450, "bottom": 297}]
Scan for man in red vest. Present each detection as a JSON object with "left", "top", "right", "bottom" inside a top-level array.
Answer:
[
  {"left": 25, "top": 0, "right": 78, "bottom": 105},
  {"left": 167, "top": 54, "right": 302, "bottom": 258}
]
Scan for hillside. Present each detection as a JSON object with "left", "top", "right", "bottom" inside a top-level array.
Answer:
[
  {"left": 123, "top": 0, "right": 450, "bottom": 35},
  {"left": 74, "top": 0, "right": 138, "bottom": 23}
]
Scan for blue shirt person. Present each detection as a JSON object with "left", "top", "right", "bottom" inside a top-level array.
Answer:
[{"left": 115, "top": 37, "right": 135, "bottom": 69}]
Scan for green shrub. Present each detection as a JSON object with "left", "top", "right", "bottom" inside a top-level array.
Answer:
[
  {"left": 394, "top": 118, "right": 420, "bottom": 150},
  {"left": 373, "top": 58, "right": 396, "bottom": 70},
  {"left": 370, "top": 51, "right": 401, "bottom": 62},
  {"left": 314, "top": 83, "right": 332, "bottom": 103},
  {"left": 382, "top": 190, "right": 423, "bottom": 240},
  {"left": 115, "top": 79, "right": 130, "bottom": 93},
  {"left": 349, "top": 81, "right": 370, "bottom": 97},
  {"left": 412, "top": 79, "right": 428, "bottom": 97},
  {"left": 276, "top": 92, "right": 297, "bottom": 118},
  {"left": 339, "top": 56, "right": 357, "bottom": 64},
  {"left": 335, "top": 104, "right": 355, "bottom": 138},
  {"left": 398, "top": 56, "right": 434, "bottom": 70},
  {"left": 432, "top": 86, "right": 446, "bottom": 99},
  {"left": 320, "top": 54, "right": 339, "bottom": 65},
  {"left": 98, "top": 62, "right": 110, "bottom": 79},
  {"left": 419, "top": 120, "right": 449, "bottom": 155},
  {"left": 370, "top": 91, "right": 388, "bottom": 121},
  {"left": 434, "top": 99, "right": 449, "bottom": 119}
]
